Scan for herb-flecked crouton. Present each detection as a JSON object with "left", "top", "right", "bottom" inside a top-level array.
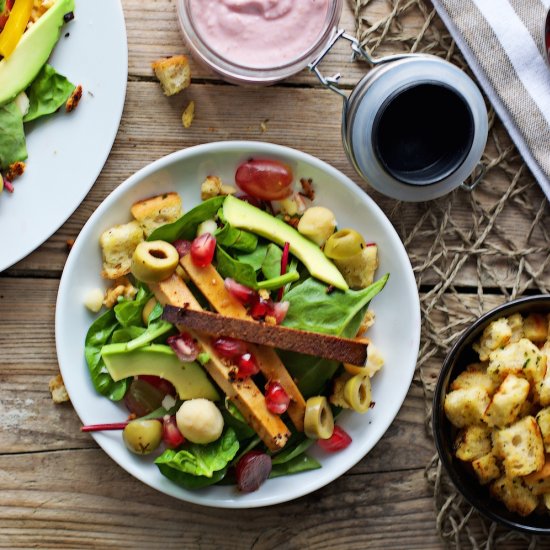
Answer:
[
  {"left": 444, "top": 387, "right": 490, "bottom": 428},
  {"left": 472, "top": 453, "right": 500, "bottom": 485},
  {"left": 483, "top": 374, "right": 530, "bottom": 428},
  {"left": 455, "top": 425, "right": 492, "bottom": 461},
  {"left": 490, "top": 476, "right": 538, "bottom": 516},
  {"left": 473, "top": 318, "right": 512, "bottom": 361}
]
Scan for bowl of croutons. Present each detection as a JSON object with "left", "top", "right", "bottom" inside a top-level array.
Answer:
[{"left": 433, "top": 295, "right": 550, "bottom": 534}]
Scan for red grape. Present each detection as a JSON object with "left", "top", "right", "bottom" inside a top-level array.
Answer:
[
  {"left": 235, "top": 450, "right": 272, "bottom": 492},
  {"left": 235, "top": 159, "right": 293, "bottom": 201}
]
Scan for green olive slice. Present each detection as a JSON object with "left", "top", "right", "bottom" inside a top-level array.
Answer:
[
  {"left": 304, "top": 396, "right": 334, "bottom": 439},
  {"left": 123, "top": 419, "right": 162, "bottom": 455},
  {"left": 131, "top": 240, "right": 179, "bottom": 283},
  {"left": 344, "top": 373, "right": 372, "bottom": 413},
  {"left": 324, "top": 229, "right": 364, "bottom": 260}
]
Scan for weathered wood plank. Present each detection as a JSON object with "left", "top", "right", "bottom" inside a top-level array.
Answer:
[{"left": 4, "top": 81, "right": 542, "bottom": 287}]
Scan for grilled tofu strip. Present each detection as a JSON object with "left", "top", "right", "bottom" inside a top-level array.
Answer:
[
  {"left": 180, "top": 255, "right": 307, "bottom": 431},
  {"left": 150, "top": 273, "right": 290, "bottom": 451}
]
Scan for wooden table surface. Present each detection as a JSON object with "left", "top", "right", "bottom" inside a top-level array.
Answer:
[{"left": 2, "top": 1, "right": 549, "bottom": 548}]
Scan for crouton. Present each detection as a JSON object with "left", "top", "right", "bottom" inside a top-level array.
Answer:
[
  {"left": 151, "top": 55, "right": 191, "bottom": 96},
  {"left": 493, "top": 416, "right": 545, "bottom": 477},
  {"left": 508, "top": 313, "right": 524, "bottom": 343},
  {"left": 544, "top": 493, "right": 550, "bottom": 511},
  {"left": 483, "top": 374, "right": 530, "bottom": 428},
  {"left": 473, "top": 318, "right": 512, "bottom": 361},
  {"left": 444, "top": 387, "right": 490, "bottom": 428},
  {"left": 488, "top": 338, "right": 546, "bottom": 388},
  {"left": 490, "top": 476, "right": 538, "bottom": 516},
  {"left": 450, "top": 366, "right": 498, "bottom": 396},
  {"left": 334, "top": 245, "right": 379, "bottom": 290},
  {"left": 472, "top": 453, "right": 500, "bottom": 485},
  {"left": 524, "top": 458, "right": 550, "bottom": 495},
  {"left": 130, "top": 192, "right": 182, "bottom": 238},
  {"left": 330, "top": 372, "right": 353, "bottom": 409},
  {"left": 66, "top": 85, "right": 83, "bottom": 112},
  {"left": 49, "top": 374, "right": 69, "bottom": 404},
  {"left": 103, "top": 277, "right": 138, "bottom": 309},
  {"left": 524, "top": 314, "right": 548, "bottom": 343},
  {"left": 99, "top": 220, "right": 144, "bottom": 279},
  {"left": 182, "top": 100, "right": 195, "bottom": 128},
  {"left": 200, "top": 176, "right": 223, "bottom": 200},
  {"left": 537, "top": 408, "right": 550, "bottom": 453},
  {"left": 455, "top": 425, "right": 492, "bottom": 461}
]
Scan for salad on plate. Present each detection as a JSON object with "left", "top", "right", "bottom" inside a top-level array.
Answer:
[
  {"left": 0, "top": 0, "right": 80, "bottom": 193},
  {"left": 82, "top": 157, "right": 389, "bottom": 493}
]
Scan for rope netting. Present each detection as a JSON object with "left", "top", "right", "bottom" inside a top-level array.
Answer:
[{"left": 351, "top": 0, "right": 550, "bottom": 547}]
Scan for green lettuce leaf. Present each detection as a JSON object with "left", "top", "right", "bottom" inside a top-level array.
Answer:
[
  {"left": 236, "top": 243, "right": 268, "bottom": 271},
  {"left": 114, "top": 286, "right": 150, "bottom": 327},
  {"left": 269, "top": 454, "right": 321, "bottom": 478},
  {"left": 24, "top": 64, "right": 75, "bottom": 123},
  {"left": 261, "top": 243, "right": 283, "bottom": 280},
  {"left": 215, "top": 223, "right": 258, "bottom": 252},
  {"left": 0, "top": 101, "right": 27, "bottom": 169},
  {"left": 216, "top": 245, "right": 258, "bottom": 288}
]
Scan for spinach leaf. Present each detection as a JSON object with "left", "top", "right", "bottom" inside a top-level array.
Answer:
[
  {"left": 282, "top": 274, "right": 389, "bottom": 335},
  {"left": 271, "top": 435, "right": 314, "bottom": 465},
  {"left": 111, "top": 326, "right": 146, "bottom": 343},
  {"left": 261, "top": 244, "right": 282, "bottom": 280},
  {"left": 0, "top": 101, "right": 27, "bottom": 169},
  {"left": 221, "top": 398, "right": 255, "bottom": 440},
  {"left": 23, "top": 64, "right": 75, "bottom": 123},
  {"left": 84, "top": 308, "right": 128, "bottom": 400},
  {"left": 256, "top": 271, "right": 299, "bottom": 290},
  {"left": 125, "top": 320, "right": 173, "bottom": 351},
  {"left": 155, "top": 428, "right": 239, "bottom": 488},
  {"left": 216, "top": 246, "right": 258, "bottom": 288},
  {"left": 237, "top": 243, "right": 268, "bottom": 271},
  {"left": 148, "top": 196, "right": 225, "bottom": 242},
  {"left": 269, "top": 454, "right": 321, "bottom": 478},
  {"left": 215, "top": 223, "right": 258, "bottom": 252},
  {"left": 0, "top": 1, "right": 5, "bottom": 13},
  {"left": 114, "top": 287, "right": 150, "bottom": 327}
]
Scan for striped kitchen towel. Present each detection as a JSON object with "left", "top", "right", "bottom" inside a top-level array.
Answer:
[{"left": 431, "top": 0, "right": 550, "bottom": 201}]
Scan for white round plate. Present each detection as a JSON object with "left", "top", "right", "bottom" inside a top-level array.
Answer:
[
  {"left": 0, "top": 1, "right": 127, "bottom": 271},
  {"left": 56, "top": 141, "right": 420, "bottom": 509}
]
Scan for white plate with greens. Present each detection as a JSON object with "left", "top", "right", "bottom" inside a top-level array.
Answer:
[
  {"left": 0, "top": 0, "right": 127, "bottom": 271},
  {"left": 56, "top": 141, "right": 420, "bottom": 508}
]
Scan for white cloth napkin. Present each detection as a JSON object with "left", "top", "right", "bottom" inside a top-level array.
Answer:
[{"left": 431, "top": 0, "right": 550, "bottom": 201}]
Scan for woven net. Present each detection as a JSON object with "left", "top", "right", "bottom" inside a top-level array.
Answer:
[{"left": 351, "top": 0, "right": 550, "bottom": 547}]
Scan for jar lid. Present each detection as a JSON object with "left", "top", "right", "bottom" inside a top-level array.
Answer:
[{"left": 343, "top": 55, "right": 488, "bottom": 201}]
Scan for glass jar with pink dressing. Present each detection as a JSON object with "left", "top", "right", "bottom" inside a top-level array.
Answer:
[{"left": 176, "top": 0, "right": 343, "bottom": 85}]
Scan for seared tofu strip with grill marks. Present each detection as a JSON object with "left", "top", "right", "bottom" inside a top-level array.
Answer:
[
  {"left": 180, "top": 254, "right": 307, "bottom": 432},
  {"left": 149, "top": 273, "right": 290, "bottom": 451}
]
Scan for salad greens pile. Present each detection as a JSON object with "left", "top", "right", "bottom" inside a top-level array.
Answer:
[{"left": 85, "top": 190, "right": 389, "bottom": 492}]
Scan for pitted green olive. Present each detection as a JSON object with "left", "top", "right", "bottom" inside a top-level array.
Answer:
[
  {"left": 304, "top": 396, "right": 334, "bottom": 439},
  {"left": 344, "top": 373, "right": 372, "bottom": 413},
  {"left": 131, "top": 240, "right": 179, "bottom": 283},
  {"left": 324, "top": 229, "right": 364, "bottom": 260},
  {"left": 123, "top": 419, "right": 162, "bottom": 455}
]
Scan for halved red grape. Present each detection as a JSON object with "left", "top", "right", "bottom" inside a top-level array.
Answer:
[
  {"left": 167, "top": 333, "right": 199, "bottom": 362},
  {"left": 224, "top": 278, "right": 257, "bottom": 305},
  {"left": 237, "top": 353, "right": 260, "bottom": 379},
  {"left": 212, "top": 337, "right": 248, "bottom": 359},
  {"left": 235, "top": 159, "right": 293, "bottom": 201},
  {"left": 265, "top": 381, "right": 290, "bottom": 415},
  {"left": 137, "top": 375, "right": 176, "bottom": 396},
  {"left": 162, "top": 415, "right": 185, "bottom": 449},
  {"left": 190, "top": 233, "right": 216, "bottom": 267},
  {"left": 124, "top": 378, "right": 165, "bottom": 417},
  {"left": 235, "top": 450, "right": 272, "bottom": 492},
  {"left": 317, "top": 425, "right": 352, "bottom": 452}
]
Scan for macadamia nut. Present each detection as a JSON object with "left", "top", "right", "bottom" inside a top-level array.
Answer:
[
  {"left": 297, "top": 206, "right": 336, "bottom": 247},
  {"left": 176, "top": 398, "right": 224, "bottom": 444}
]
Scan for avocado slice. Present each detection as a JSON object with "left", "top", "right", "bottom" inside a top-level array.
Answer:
[
  {"left": 101, "top": 344, "right": 220, "bottom": 401},
  {"left": 222, "top": 195, "right": 349, "bottom": 290},
  {"left": 0, "top": 0, "right": 74, "bottom": 106}
]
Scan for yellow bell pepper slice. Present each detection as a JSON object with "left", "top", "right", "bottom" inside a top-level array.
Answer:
[{"left": 0, "top": 0, "right": 34, "bottom": 59}]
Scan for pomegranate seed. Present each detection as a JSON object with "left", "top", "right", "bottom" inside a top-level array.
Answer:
[
  {"left": 265, "top": 381, "right": 290, "bottom": 415},
  {"left": 167, "top": 333, "right": 199, "bottom": 362},
  {"left": 224, "top": 278, "right": 257, "bottom": 305},
  {"left": 137, "top": 375, "right": 176, "bottom": 396},
  {"left": 237, "top": 353, "right": 259, "bottom": 379},
  {"left": 162, "top": 415, "right": 185, "bottom": 449},
  {"left": 271, "top": 301, "right": 289, "bottom": 324},
  {"left": 235, "top": 450, "right": 272, "bottom": 492},
  {"left": 173, "top": 239, "right": 192, "bottom": 257},
  {"left": 317, "top": 425, "right": 352, "bottom": 452},
  {"left": 190, "top": 232, "right": 216, "bottom": 267},
  {"left": 212, "top": 337, "right": 248, "bottom": 359},
  {"left": 249, "top": 296, "right": 271, "bottom": 320}
]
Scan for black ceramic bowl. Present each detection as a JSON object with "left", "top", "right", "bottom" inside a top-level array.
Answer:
[{"left": 433, "top": 295, "right": 550, "bottom": 535}]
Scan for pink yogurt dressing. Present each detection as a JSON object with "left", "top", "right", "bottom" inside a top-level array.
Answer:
[{"left": 188, "top": 0, "right": 331, "bottom": 69}]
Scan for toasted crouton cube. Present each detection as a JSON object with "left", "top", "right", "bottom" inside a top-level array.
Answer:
[
  {"left": 151, "top": 55, "right": 191, "bottom": 96},
  {"left": 444, "top": 387, "right": 490, "bottom": 428},
  {"left": 472, "top": 453, "right": 500, "bottom": 485},
  {"left": 536, "top": 408, "right": 550, "bottom": 453},
  {"left": 508, "top": 313, "right": 524, "bottom": 343},
  {"left": 483, "top": 374, "right": 530, "bottom": 428},
  {"left": 488, "top": 339, "right": 546, "bottom": 388},
  {"left": 493, "top": 416, "right": 545, "bottom": 477},
  {"left": 524, "top": 458, "right": 550, "bottom": 495},
  {"left": 130, "top": 192, "right": 182, "bottom": 238},
  {"left": 200, "top": 175, "right": 223, "bottom": 200},
  {"left": 334, "top": 245, "right": 379, "bottom": 290},
  {"left": 490, "top": 476, "right": 538, "bottom": 516},
  {"left": 48, "top": 374, "right": 70, "bottom": 404},
  {"left": 450, "top": 366, "right": 498, "bottom": 396},
  {"left": 473, "top": 318, "right": 512, "bottom": 361},
  {"left": 329, "top": 372, "right": 352, "bottom": 409},
  {"left": 99, "top": 221, "right": 144, "bottom": 279},
  {"left": 544, "top": 493, "right": 550, "bottom": 511},
  {"left": 524, "top": 314, "right": 549, "bottom": 343},
  {"left": 455, "top": 425, "right": 492, "bottom": 461}
]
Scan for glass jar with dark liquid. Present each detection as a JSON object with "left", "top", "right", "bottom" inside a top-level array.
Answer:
[{"left": 310, "top": 31, "right": 488, "bottom": 201}]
